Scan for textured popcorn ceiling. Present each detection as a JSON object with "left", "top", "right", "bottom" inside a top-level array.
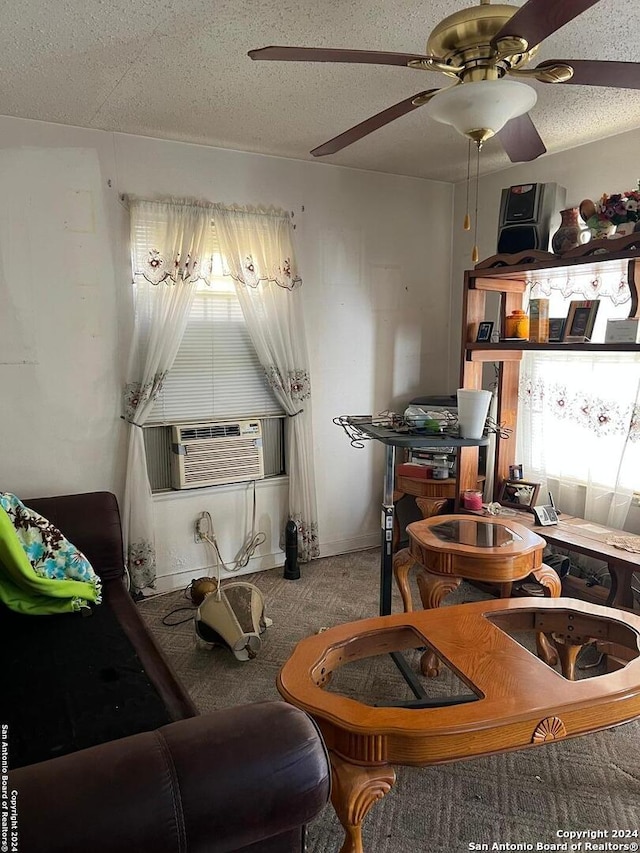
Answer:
[{"left": 2, "top": 0, "right": 639, "bottom": 182}]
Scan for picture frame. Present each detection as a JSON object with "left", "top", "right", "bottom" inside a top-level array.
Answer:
[
  {"left": 476, "top": 321, "right": 494, "bottom": 343},
  {"left": 533, "top": 504, "right": 559, "bottom": 526},
  {"left": 548, "top": 317, "right": 566, "bottom": 342},
  {"left": 498, "top": 479, "right": 540, "bottom": 512},
  {"left": 508, "top": 463, "right": 523, "bottom": 481},
  {"left": 562, "top": 300, "right": 600, "bottom": 343}
]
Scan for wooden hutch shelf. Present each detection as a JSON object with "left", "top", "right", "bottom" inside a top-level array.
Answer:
[
  {"left": 457, "top": 235, "right": 640, "bottom": 503},
  {"left": 467, "top": 341, "right": 640, "bottom": 361}
]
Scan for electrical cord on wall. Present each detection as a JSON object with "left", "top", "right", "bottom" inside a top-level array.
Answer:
[
  {"left": 196, "top": 480, "right": 266, "bottom": 599},
  {"left": 159, "top": 482, "right": 267, "bottom": 625}
]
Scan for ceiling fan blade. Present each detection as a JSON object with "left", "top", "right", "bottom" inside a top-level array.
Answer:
[
  {"left": 537, "top": 59, "right": 640, "bottom": 89},
  {"left": 310, "top": 90, "right": 441, "bottom": 157},
  {"left": 248, "top": 46, "right": 433, "bottom": 67},
  {"left": 492, "top": 0, "right": 602, "bottom": 49},
  {"left": 498, "top": 113, "right": 547, "bottom": 163}
]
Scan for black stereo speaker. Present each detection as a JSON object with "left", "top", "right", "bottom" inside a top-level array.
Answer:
[{"left": 497, "top": 183, "right": 566, "bottom": 254}]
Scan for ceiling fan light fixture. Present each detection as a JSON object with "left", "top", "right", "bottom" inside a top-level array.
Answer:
[{"left": 424, "top": 78, "right": 538, "bottom": 143}]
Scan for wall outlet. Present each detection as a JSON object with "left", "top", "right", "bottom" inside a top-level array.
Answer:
[
  {"left": 194, "top": 513, "right": 206, "bottom": 542},
  {"left": 194, "top": 512, "right": 211, "bottom": 542}
]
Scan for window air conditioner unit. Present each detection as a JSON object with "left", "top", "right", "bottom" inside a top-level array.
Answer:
[{"left": 170, "top": 420, "right": 264, "bottom": 489}]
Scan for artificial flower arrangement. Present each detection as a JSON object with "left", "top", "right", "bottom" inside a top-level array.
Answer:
[{"left": 581, "top": 181, "right": 640, "bottom": 231}]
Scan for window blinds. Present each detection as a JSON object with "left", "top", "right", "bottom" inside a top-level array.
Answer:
[{"left": 148, "top": 287, "right": 282, "bottom": 423}]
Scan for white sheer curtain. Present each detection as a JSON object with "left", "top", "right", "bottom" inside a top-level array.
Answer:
[
  {"left": 124, "top": 200, "right": 217, "bottom": 591},
  {"left": 516, "top": 350, "right": 640, "bottom": 528},
  {"left": 214, "top": 207, "right": 320, "bottom": 560}
]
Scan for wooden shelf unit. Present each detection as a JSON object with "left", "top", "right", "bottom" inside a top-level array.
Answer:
[
  {"left": 457, "top": 240, "right": 640, "bottom": 503},
  {"left": 468, "top": 341, "right": 640, "bottom": 359}
]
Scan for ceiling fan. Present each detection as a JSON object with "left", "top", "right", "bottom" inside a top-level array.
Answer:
[{"left": 249, "top": 0, "right": 640, "bottom": 163}]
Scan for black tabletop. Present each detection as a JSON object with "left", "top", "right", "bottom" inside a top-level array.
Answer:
[{"left": 351, "top": 421, "right": 490, "bottom": 448}]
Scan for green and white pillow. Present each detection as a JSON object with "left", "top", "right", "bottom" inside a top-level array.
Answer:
[{"left": 0, "top": 492, "right": 102, "bottom": 612}]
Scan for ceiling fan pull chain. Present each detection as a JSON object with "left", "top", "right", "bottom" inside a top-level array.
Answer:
[
  {"left": 463, "top": 139, "right": 472, "bottom": 232},
  {"left": 472, "top": 142, "right": 481, "bottom": 265}
]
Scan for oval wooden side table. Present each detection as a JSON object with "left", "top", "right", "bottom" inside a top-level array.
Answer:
[
  {"left": 393, "top": 514, "right": 565, "bottom": 676},
  {"left": 277, "top": 598, "right": 640, "bottom": 853}
]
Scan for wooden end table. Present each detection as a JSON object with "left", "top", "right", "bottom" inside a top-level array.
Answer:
[
  {"left": 393, "top": 514, "right": 565, "bottom": 675},
  {"left": 277, "top": 598, "right": 640, "bottom": 853}
]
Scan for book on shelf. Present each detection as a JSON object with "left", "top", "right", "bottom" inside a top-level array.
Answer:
[
  {"left": 529, "top": 298, "right": 549, "bottom": 343},
  {"left": 410, "top": 449, "right": 455, "bottom": 461}
]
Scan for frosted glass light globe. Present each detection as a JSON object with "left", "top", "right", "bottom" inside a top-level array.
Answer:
[{"left": 424, "top": 79, "right": 538, "bottom": 142}]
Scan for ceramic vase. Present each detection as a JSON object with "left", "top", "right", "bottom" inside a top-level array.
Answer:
[{"left": 552, "top": 208, "right": 589, "bottom": 254}]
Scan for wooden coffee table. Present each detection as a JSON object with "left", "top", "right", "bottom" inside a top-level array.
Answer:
[
  {"left": 393, "top": 514, "right": 567, "bottom": 675},
  {"left": 277, "top": 598, "right": 640, "bottom": 853}
]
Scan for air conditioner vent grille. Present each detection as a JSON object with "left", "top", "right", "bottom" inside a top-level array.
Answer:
[
  {"left": 170, "top": 420, "right": 264, "bottom": 489},
  {"left": 179, "top": 423, "right": 242, "bottom": 441}
]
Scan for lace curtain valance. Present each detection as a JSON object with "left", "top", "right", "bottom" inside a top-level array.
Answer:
[
  {"left": 527, "top": 261, "right": 631, "bottom": 306},
  {"left": 130, "top": 200, "right": 219, "bottom": 286},
  {"left": 128, "top": 198, "right": 302, "bottom": 290},
  {"left": 214, "top": 207, "right": 302, "bottom": 290}
]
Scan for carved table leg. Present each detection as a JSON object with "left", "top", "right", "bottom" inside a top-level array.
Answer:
[
  {"left": 415, "top": 567, "right": 462, "bottom": 611},
  {"left": 530, "top": 564, "right": 562, "bottom": 598},
  {"left": 415, "top": 497, "right": 448, "bottom": 519},
  {"left": 329, "top": 751, "right": 396, "bottom": 853},
  {"left": 553, "top": 639, "right": 586, "bottom": 681},
  {"left": 536, "top": 632, "right": 559, "bottom": 669},
  {"left": 415, "top": 568, "right": 462, "bottom": 677},
  {"left": 530, "top": 563, "right": 562, "bottom": 668},
  {"left": 393, "top": 548, "right": 415, "bottom": 613}
]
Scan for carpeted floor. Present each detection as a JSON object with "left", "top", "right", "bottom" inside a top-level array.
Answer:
[{"left": 138, "top": 549, "right": 640, "bottom": 853}]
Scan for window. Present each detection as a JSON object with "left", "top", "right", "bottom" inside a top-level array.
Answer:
[
  {"left": 149, "top": 276, "right": 281, "bottom": 423},
  {"left": 517, "top": 350, "right": 640, "bottom": 487},
  {"left": 515, "top": 264, "right": 640, "bottom": 524},
  {"left": 140, "top": 251, "right": 285, "bottom": 491}
]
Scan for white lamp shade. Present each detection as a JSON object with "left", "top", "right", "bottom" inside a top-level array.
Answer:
[{"left": 424, "top": 79, "right": 537, "bottom": 138}]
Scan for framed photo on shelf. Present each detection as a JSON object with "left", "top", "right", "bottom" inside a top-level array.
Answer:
[
  {"left": 548, "top": 317, "right": 566, "bottom": 342},
  {"left": 476, "top": 321, "right": 494, "bottom": 342},
  {"left": 498, "top": 479, "right": 540, "bottom": 512},
  {"left": 562, "top": 300, "right": 600, "bottom": 342}
]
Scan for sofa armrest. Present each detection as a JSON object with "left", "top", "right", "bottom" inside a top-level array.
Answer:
[{"left": 10, "top": 700, "right": 331, "bottom": 853}]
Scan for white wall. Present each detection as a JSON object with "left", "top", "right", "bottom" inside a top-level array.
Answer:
[
  {"left": 0, "top": 116, "right": 454, "bottom": 589},
  {"left": 449, "top": 128, "right": 640, "bottom": 534}
]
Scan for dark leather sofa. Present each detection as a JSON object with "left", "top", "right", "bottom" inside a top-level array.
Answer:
[{"left": 5, "top": 492, "right": 330, "bottom": 853}]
